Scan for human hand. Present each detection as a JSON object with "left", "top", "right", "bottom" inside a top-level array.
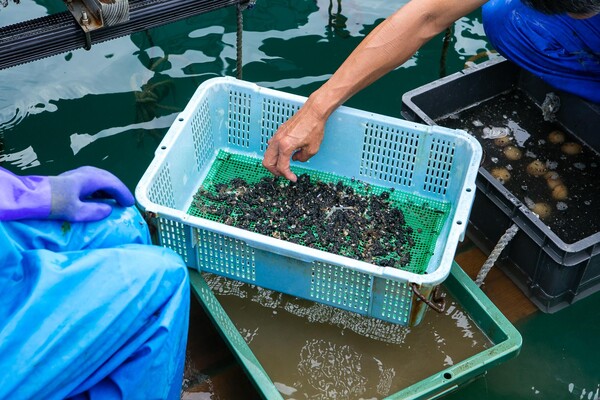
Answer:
[
  {"left": 49, "top": 166, "right": 135, "bottom": 222},
  {"left": 262, "top": 101, "right": 328, "bottom": 182}
]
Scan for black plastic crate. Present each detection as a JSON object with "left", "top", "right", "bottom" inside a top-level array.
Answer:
[{"left": 401, "top": 56, "right": 600, "bottom": 313}]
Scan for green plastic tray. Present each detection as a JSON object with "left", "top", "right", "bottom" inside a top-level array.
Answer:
[
  {"left": 189, "top": 262, "right": 522, "bottom": 399},
  {"left": 188, "top": 151, "right": 451, "bottom": 275}
]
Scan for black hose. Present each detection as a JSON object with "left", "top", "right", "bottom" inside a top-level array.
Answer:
[{"left": 0, "top": 0, "right": 250, "bottom": 71}]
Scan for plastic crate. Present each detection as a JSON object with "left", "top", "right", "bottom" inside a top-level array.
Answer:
[
  {"left": 189, "top": 262, "right": 522, "bottom": 399},
  {"left": 136, "top": 77, "right": 482, "bottom": 326},
  {"left": 401, "top": 57, "right": 600, "bottom": 313}
]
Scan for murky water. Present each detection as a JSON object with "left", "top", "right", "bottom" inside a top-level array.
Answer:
[
  {"left": 206, "top": 273, "right": 491, "bottom": 400},
  {"left": 438, "top": 90, "right": 600, "bottom": 244}
]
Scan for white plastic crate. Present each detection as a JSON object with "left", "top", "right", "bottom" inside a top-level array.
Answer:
[{"left": 135, "top": 77, "right": 482, "bottom": 326}]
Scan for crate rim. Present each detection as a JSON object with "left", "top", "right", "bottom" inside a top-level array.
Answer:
[
  {"left": 401, "top": 57, "right": 509, "bottom": 126},
  {"left": 136, "top": 76, "right": 483, "bottom": 286}
]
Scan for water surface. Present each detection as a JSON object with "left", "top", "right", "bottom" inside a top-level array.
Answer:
[{"left": 0, "top": 0, "right": 490, "bottom": 190}]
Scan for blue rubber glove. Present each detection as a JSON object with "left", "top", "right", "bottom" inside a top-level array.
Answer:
[{"left": 48, "top": 166, "right": 135, "bottom": 222}]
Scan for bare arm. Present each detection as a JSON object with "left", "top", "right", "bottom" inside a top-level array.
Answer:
[{"left": 263, "top": 0, "right": 486, "bottom": 181}]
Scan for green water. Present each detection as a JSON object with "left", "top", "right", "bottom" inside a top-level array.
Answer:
[
  {"left": 445, "top": 293, "right": 600, "bottom": 400},
  {"left": 0, "top": 0, "right": 493, "bottom": 190}
]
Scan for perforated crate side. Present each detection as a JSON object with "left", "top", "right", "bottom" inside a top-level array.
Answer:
[
  {"left": 144, "top": 160, "right": 198, "bottom": 266},
  {"left": 215, "top": 84, "right": 304, "bottom": 155},
  {"left": 195, "top": 228, "right": 257, "bottom": 282},
  {"left": 309, "top": 261, "right": 372, "bottom": 313},
  {"left": 157, "top": 218, "right": 196, "bottom": 266},
  {"left": 359, "top": 122, "right": 420, "bottom": 188},
  {"left": 259, "top": 96, "right": 300, "bottom": 153},
  {"left": 227, "top": 88, "right": 252, "bottom": 148},
  {"left": 372, "top": 277, "right": 414, "bottom": 325},
  {"left": 189, "top": 226, "right": 416, "bottom": 324},
  {"left": 191, "top": 97, "right": 216, "bottom": 173},
  {"left": 422, "top": 136, "right": 456, "bottom": 196},
  {"left": 148, "top": 162, "right": 175, "bottom": 209}
]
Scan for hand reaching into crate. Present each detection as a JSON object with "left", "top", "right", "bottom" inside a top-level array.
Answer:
[
  {"left": 262, "top": 96, "right": 327, "bottom": 182},
  {"left": 262, "top": 0, "right": 600, "bottom": 180},
  {"left": 263, "top": 0, "right": 484, "bottom": 180}
]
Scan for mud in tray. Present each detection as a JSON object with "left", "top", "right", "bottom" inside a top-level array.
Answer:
[
  {"left": 135, "top": 77, "right": 481, "bottom": 326},
  {"left": 401, "top": 56, "right": 600, "bottom": 312},
  {"left": 189, "top": 263, "right": 522, "bottom": 399}
]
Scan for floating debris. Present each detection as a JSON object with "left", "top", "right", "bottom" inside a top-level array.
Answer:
[
  {"left": 541, "top": 92, "right": 560, "bottom": 122},
  {"left": 482, "top": 126, "right": 510, "bottom": 139}
]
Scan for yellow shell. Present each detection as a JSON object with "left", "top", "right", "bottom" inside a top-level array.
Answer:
[
  {"left": 490, "top": 167, "right": 511, "bottom": 184},
  {"left": 544, "top": 172, "right": 562, "bottom": 190},
  {"left": 494, "top": 136, "right": 512, "bottom": 147},
  {"left": 561, "top": 142, "right": 582, "bottom": 155},
  {"left": 547, "top": 130, "right": 565, "bottom": 144},
  {"left": 526, "top": 160, "right": 547, "bottom": 177},
  {"left": 530, "top": 202, "right": 552, "bottom": 219},
  {"left": 551, "top": 184, "right": 569, "bottom": 200},
  {"left": 503, "top": 146, "right": 522, "bottom": 161}
]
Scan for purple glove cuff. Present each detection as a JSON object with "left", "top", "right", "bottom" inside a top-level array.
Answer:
[
  {"left": 48, "top": 166, "right": 135, "bottom": 222},
  {"left": 0, "top": 167, "right": 52, "bottom": 220}
]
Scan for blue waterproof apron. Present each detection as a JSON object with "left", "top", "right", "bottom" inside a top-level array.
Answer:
[{"left": 0, "top": 206, "right": 189, "bottom": 400}]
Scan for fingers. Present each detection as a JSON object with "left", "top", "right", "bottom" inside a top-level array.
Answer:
[
  {"left": 74, "top": 202, "right": 113, "bottom": 222},
  {"left": 277, "top": 152, "right": 298, "bottom": 182},
  {"left": 262, "top": 139, "right": 298, "bottom": 182},
  {"left": 262, "top": 104, "right": 326, "bottom": 181},
  {"left": 262, "top": 141, "right": 282, "bottom": 176},
  {"left": 75, "top": 167, "right": 135, "bottom": 207},
  {"left": 91, "top": 183, "right": 135, "bottom": 207},
  {"left": 292, "top": 148, "right": 313, "bottom": 163}
]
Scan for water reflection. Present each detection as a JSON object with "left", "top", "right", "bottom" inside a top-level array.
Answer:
[
  {"left": 327, "top": 0, "right": 349, "bottom": 38},
  {"left": 0, "top": 0, "right": 490, "bottom": 190},
  {"left": 209, "top": 273, "right": 490, "bottom": 400}
]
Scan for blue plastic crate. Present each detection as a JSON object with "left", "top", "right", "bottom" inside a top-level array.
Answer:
[{"left": 135, "top": 77, "right": 482, "bottom": 326}]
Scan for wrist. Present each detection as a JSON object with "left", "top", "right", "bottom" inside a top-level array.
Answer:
[
  {"left": 24, "top": 175, "right": 52, "bottom": 219},
  {"left": 0, "top": 172, "right": 52, "bottom": 220},
  {"left": 306, "top": 86, "right": 342, "bottom": 121}
]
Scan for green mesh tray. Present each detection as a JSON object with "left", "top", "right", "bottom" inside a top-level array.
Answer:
[{"left": 187, "top": 151, "right": 451, "bottom": 275}]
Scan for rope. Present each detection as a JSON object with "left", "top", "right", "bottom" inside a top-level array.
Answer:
[
  {"left": 439, "top": 26, "right": 452, "bottom": 78},
  {"left": 235, "top": 0, "right": 256, "bottom": 80},
  {"left": 236, "top": 3, "right": 243, "bottom": 79},
  {"left": 475, "top": 223, "right": 519, "bottom": 287}
]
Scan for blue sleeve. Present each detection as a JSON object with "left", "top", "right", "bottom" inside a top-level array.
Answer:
[
  {"left": 0, "top": 166, "right": 52, "bottom": 220},
  {"left": 482, "top": 0, "right": 600, "bottom": 103}
]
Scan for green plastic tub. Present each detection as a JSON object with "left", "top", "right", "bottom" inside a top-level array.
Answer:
[{"left": 189, "top": 262, "right": 522, "bottom": 399}]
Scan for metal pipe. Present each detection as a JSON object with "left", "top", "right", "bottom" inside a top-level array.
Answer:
[{"left": 0, "top": 0, "right": 250, "bottom": 71}]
